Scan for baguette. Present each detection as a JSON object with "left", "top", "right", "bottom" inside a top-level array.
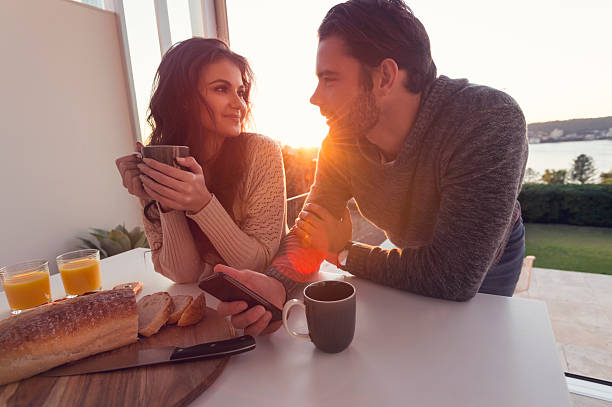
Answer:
[
  {"left": 0, "top": 289, "right": 138, "bottom": 386},
  {"left": 177, "top": 293, "right": 206, "bottom": 327},
  {"left": 137, "top": 292, "right": 172, "bottom": 336},
  {"left": 167, "top": 295, "right": 193, "bottom": 325}
]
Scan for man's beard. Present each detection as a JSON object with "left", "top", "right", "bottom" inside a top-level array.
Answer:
[{"left": 328, "top": 90, "right": 379, "bottom": 138}]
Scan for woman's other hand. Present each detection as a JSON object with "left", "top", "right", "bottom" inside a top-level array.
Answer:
[
  {"left": 138, "top": 156, "right": 212, "bottom": 213},
  {"left": 115, "top": 142, "right": 151, "bottom": 200}
]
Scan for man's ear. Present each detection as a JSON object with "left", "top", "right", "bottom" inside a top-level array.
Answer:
[{"left": 375, "top": 58, "right": 399, "bottom": 96}]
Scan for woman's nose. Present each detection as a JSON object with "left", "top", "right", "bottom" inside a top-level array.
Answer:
[{"left": 231, "top": 92, "right": 245, "bottom": 109}]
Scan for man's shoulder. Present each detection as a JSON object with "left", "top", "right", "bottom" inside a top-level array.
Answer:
[
  {"left": 422, "top": 76, "right": 524, "bottom": 134},
  {"left": 430, "top": 77, "right": 526, "bottom": 148},
  {"left": 450, "top": 80, "right": 522, "bottom": 116}
]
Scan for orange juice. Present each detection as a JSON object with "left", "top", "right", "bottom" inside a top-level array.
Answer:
[
  {"left": 59, "top": 258, "right": 101, "bottom": 296},
  {"left": 3, "top": 271, "right": 51, "bottom": 311}
]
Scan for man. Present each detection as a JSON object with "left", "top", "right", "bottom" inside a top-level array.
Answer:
[{"left": 214, "top": 0, "right": 528, "bottom": 336}]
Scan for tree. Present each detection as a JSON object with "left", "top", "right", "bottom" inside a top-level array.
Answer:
[
  {"left": 570, "top": 154, "right": 596, "bottom": 184},
  {"left": 524, "top": 168, "right": 541, "bottom": 183},
  {"left": 600, "top": 170, "right": 612, "bottom": 185},
  {"left": 541, "top": 169, "right": 566, "bottom": 185},
  {"left": 282, "top": 145, "right": 318, "bottom": 197}
]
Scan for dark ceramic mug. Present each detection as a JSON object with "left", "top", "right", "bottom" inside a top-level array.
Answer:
[
  {"left": 141, "top": 145, "right": 190, "bottom": 168},
  {"left": 282, "top": 280, "right": 356, "bottom": 353}
]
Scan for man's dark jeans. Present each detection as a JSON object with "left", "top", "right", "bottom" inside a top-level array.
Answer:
[{"left": 478, "top": 217, "right": 526, "bottom": 297}]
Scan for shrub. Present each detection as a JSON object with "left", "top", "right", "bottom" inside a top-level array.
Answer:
[
  {"left": 519, "top": 184, "right": 612, "bottom": 227},
  {"left": 79, "top": 224, "right": 149, "bottom": 258}
]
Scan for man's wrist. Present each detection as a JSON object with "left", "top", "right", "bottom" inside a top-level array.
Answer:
[{"left": 337, "top": 241, "right": 353, "bottom": 271}]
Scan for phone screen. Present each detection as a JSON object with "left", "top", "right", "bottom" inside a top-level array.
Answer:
[{"left": 198, "top": 273, "right": 282, "bottom": 321}]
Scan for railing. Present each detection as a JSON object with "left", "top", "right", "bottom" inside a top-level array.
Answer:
[{"left": 286, "top": 193, "right": 308, "bottom": 226}]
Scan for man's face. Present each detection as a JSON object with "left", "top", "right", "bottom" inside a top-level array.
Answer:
[{"left": 310, "top": 36, "right": 379, "bottom": 136}]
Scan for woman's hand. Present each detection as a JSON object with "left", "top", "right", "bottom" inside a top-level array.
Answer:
[
  {"left": 115, "top": 142, "right": 151, "bottom": 200},
  {"left": 214, "top": 265, "right": 286, "bottom": 337},
  {"left": 138, "top": 156, "right": 212, "bottom": 213}
]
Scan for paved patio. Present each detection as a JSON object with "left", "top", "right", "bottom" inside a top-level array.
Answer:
[
  {"left": 515, "top": 267, "right": 612, "bottom": 407},
  {"left": 515, "top": 267, "right": 612, "bottom": 383}
]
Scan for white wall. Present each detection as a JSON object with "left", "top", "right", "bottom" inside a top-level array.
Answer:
[{"left": 0, "top": 0, "right": 142, "bottom": 274}]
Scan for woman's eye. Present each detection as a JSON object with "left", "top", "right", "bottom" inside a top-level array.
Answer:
[{"left": 214, "top": 86, "right": 227, "bottom": 93}]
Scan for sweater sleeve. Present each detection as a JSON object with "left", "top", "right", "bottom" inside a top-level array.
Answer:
[
  {"left": 264, "top": 136, "right": 353, "bottom": 298},
  {"left": 186, "top": 136, "right": 287, "bottom": 272},
  {"left": 141, "top": 203, "right": 206, "bottom": 283},
  {"left": 347, "top": 103, "right": 528, "bottom": 301}
]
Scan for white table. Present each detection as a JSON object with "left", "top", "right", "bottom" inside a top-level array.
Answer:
[{"left": 0, "top": 249, "right": 570, "bottom": 407}]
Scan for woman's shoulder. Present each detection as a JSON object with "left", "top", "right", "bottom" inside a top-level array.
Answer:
[{"left": 241, "top": 133, "right": 282, "bottom": 156}]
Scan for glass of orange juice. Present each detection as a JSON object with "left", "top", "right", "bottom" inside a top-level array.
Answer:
[
  {"left": 0, "top": 259, "right": 52, "bottom": 314},
  {"left": 56, "top": 249, "right": 101, "bottom": 297}
]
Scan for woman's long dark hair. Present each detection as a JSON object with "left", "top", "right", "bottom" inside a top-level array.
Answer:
[{"left": 144, "top": 37, "right": 254, "bottom": 263}]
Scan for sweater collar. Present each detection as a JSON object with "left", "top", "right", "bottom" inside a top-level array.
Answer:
[
  {"left": 397, "top": 76, "right": 469, "bottom": 164},
  {"left": 357, "top": 76, "right": 469, "bottom": 167}
]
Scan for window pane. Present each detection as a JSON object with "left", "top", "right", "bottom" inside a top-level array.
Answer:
[
  {"left": 168, "top": 0, "right": 193, "bottom": 45},
  {"left": 122, "top": 1, "right": 162, "bottom": 141}
]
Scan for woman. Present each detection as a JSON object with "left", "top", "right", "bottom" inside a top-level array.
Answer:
[{"left": 115, "top": 38, "right": 286, "bottom": 283}]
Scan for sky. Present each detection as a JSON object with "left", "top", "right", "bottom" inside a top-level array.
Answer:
[{"left": 122, "top": 0, "right": 612, "bottom": 148}]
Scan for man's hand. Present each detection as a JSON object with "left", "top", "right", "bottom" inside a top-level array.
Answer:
[
  {"left": 214, "top": 265, "right": 286, "bottom": 336},
  {"left": 293, "top": 203, "right": 352, "bottom": 264}
]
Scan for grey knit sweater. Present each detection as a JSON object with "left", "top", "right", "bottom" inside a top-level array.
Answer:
[{"left": 265, "top": 76, "right": 528, "bottom": 301}]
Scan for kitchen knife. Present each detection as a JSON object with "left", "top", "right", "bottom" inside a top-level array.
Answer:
[{"left": 42, "top": 335, "right": 255, "bottom": 377}]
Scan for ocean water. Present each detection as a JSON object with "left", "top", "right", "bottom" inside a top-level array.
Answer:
[{"left": 526, "top": 140, "right": 612, "bottom": 177}]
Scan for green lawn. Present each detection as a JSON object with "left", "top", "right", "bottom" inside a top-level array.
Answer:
[{"left": 524, "top": 223, "right": 612, "bottom": 275}]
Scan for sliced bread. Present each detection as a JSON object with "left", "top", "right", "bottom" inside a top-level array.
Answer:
[
  {"left": 167, "top": 295, "right": 193, "bottom": 325},
  {"left": 113, "top": 281, "right": 143, "bottom": 295},
  {"left": 137, "top": 292, "right": 172, "bottom": 337},
  {"left": 177, "top": 293, "right": 207, "bottom": 327}
]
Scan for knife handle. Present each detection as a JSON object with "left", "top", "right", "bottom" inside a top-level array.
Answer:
[{"left": 170, "top": 335, "right": 256, "bottom": 361}]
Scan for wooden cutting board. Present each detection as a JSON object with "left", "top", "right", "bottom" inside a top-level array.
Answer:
[{"left": 0, "top": 307, "right": 235, "bottom": 407}]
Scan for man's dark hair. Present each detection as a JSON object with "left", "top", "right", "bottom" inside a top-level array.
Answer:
[{"left": 318, "top": 0, "right": 437, "bottom": 93}]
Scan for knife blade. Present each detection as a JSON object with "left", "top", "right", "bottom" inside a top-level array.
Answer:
[{"left": 42, "top": 335, "right": 255, "bottom": 377}]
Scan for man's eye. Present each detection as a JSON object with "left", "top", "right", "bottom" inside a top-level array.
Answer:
[{"left": 323, "top": 77, "right": 336, "bottom": 84}]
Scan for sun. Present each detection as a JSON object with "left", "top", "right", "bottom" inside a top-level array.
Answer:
[{"left": 244, "top": 80, "right": 329, "bottom": 148}]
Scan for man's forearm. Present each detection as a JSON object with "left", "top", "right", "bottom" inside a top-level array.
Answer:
[
  {"left": 263, "top": 266, "right": 307, "bottom": 300},
  {"left": 263, "top": 231, "right": 325, "bottom": 299},
  {"left": 345, "top": 242, "right": 485, "bottom": 301}
]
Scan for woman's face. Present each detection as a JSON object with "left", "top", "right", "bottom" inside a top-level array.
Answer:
[{"left": 198, "top": 58, "right": 247, "bottom": 139}]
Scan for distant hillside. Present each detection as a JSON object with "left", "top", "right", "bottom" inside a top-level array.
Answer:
[{"left": 528, "top": 116, "right": 612, "bottom": 134}]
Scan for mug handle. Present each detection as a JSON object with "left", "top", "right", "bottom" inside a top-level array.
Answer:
[{"left": 282, "top": 299, "right": 311, "bottom": 342}]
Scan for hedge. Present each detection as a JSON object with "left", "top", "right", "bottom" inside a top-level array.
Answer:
[{"left": 518, "top": 184, "right": 612, "bottom": 227}]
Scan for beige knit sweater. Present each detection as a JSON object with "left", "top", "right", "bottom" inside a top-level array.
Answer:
[{"left": 142, "top": 134, "right": 287, "bottom": 283}]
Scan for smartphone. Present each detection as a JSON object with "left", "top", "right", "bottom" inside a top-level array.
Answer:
[{"left": 198, "top": 273, "right": 282, "bottom": 321}]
